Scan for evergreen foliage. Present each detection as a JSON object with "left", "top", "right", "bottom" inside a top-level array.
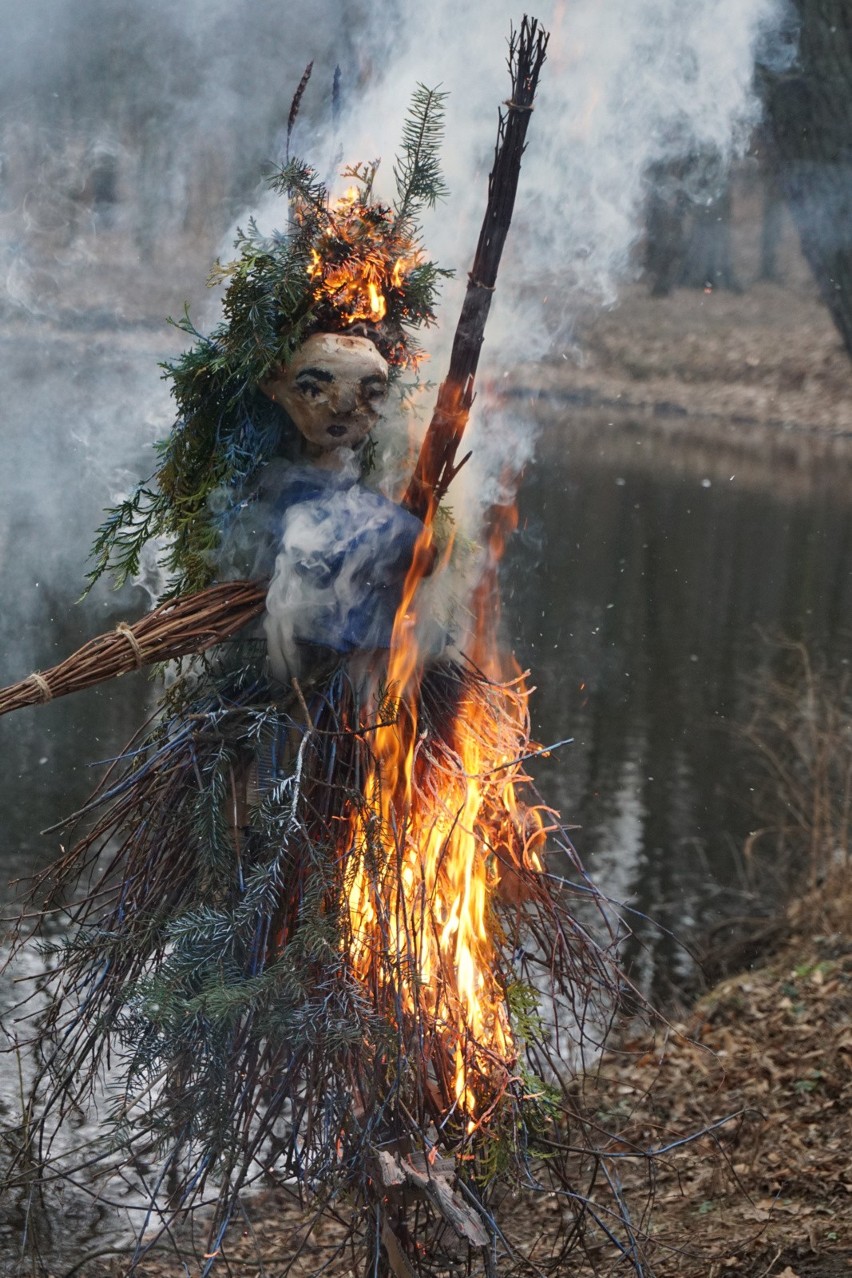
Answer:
[{"left": 393, "top": 84, "right": 451, "bottom": 227}]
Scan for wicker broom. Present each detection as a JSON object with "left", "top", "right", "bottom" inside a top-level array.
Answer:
[{"left": 0, "top": 579, "right": 267, "bottom": 718}]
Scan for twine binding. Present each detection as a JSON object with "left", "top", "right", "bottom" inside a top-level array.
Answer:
[
  {"left": 28, "top": 672, "right": 53, "bottom": 703},
  {"left": 115, "top": 622, "right": 144, "bottom": 668}
]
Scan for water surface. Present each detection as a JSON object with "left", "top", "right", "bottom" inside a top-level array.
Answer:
[
  {"left": 504, "top": 405, "right": 852, "bottom": 995},
  {"left": 1, "top": 387, "right": 850, "bottom": 984}
]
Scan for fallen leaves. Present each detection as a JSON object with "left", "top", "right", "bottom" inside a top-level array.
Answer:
[{"left": 72, "top": 937, "right": 852, "bottom": 1278}]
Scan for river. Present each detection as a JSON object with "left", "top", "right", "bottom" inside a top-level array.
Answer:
[{"left": 506, "top": 398, "right": 852, "bottom": 997}]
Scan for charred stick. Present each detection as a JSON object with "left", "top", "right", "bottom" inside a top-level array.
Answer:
[
  {"left": 286, "top": 61, "right": 314, "bottom": 160},
  {"left": 403, "top": 15, "right": 549, "bottom": 520}
]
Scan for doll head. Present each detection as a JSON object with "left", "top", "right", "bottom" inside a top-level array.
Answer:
[{"left": 260, "top": 332, "right": 389, "bottom": 453}]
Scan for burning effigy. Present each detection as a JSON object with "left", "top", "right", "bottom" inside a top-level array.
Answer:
[{"left": 2, "top": 20, "right": 637, "bottom": 1277}]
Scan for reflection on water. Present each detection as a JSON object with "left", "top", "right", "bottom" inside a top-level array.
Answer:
[{"left": 504, "top": 405, "right": 852, "bottom": 997}]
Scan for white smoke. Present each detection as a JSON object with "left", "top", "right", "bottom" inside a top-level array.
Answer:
[
  {"left": 262, "top": 459, "right": 432, "bottom": 680},
  {"left": 258, "top": 0, "right": 787, "bottom": 636},
  {"left": 0, "top": 0, "right": 789, "bottom": 674},
  {"left": 315, "top": 0, "right": 783, "bottom": 352}
]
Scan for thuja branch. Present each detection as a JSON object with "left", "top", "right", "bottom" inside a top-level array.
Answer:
[{"left": 402, "top": 14, "right": 549, "bottom": 521}]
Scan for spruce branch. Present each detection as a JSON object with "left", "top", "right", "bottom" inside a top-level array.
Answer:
[{"left": 393, "top": 83, "right": 450, "bottom": 227}]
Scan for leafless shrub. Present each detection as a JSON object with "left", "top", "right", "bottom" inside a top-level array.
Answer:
[{"left": 741, "top": 638, "right": 852, "bottom": 929}]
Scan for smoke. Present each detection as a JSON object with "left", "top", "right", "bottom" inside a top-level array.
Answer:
[
  {"left": 313, "top": 0, "right": 785, "bottom": 348},
  {"left": 262, "top": 461, "right": 432, "bottom": 680},
  {"left": 0, "top": 0, "right": 366, "bottom": 316},
  {"left": 0, "top": 0, "right": 789, "bottom": 680},
  {"left": 0, "top": 0, "right": 371, "bottom": 675},
  {"left": 255, "top": 0, "right": 789, "bottom": 569},
  {"left": 0, "top": 0, "right": 792, "bottom": 1228}
]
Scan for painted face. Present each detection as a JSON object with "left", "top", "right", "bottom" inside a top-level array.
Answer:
[{"left": 261, "top": 332, "right": 389, "bottom": 450}]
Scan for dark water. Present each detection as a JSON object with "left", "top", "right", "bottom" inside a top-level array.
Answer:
[
  {"left": 503, "top": 408, "right": 852, "bottom": 996},
  {"left": 0, "top": 332, "right": 168, "bottom": 905}
]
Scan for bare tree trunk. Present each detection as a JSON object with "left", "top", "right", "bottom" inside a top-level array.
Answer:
[
  {"left": 762, "top": 1, "right": 852, "bottom": 356},
  {"left": 643, "top": 159, "right": 689, "bottom": 297},
  {"left": 679, "top": 179, "right": 741, "bottom": 292},
  {"left": 643, "top": 155, "right": 741, "bottom": 297}
]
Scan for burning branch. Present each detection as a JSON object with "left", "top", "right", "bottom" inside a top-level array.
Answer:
[{"left": 403, "top": 15, "right": 549, "bottom": 521}]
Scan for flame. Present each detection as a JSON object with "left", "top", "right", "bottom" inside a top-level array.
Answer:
[
  {"left": 391, "top": 254, "right": 419, "bottom": 289},
  {"left": 303, "top": 191, "right": 422, "bottom": 347},
  {"left": 368, "top": 281, "right": 386, "bottom": 319},
  {"left": 344, "top": 495, "right": 546, "bottom": 1122}
]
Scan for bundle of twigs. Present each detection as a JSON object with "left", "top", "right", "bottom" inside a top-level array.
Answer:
[
  {"left": 18, "top": 653, "right": 626, "bottom": 1275},
  {"left": 0, "top": 579, "right": 266, "bottom": 717}
]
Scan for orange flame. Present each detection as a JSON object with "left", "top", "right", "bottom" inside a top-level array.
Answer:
[
  {"left": 344, "top": 494, "right": 545, "bottom": 1122},
  {"left": 391, "top": 254, "right": 420, "bottom": 289},
  {"left": 368, "top": 281, "right": 386, "bottom": 320},
  {"left": 304, "top": 193, "right": 421, "bottom": 338}
]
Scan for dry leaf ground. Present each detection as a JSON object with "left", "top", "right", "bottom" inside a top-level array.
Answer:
[
  {"left": 65, "top": 885, "right": 851, "bottom": 1278},
  {"left": 583, "top": 910, "right": 852, "bottom": 1277}
]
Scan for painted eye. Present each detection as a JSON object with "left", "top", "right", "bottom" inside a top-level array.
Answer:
[
  {"left": 301, "top": 384, "right": 325, "bottom": 401},
  {"left": 362, "top": 380, "right": 387, "bottom": 406}
]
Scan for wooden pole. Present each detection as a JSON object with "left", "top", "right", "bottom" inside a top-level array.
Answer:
[{"left": 402, "top": 15, "right": 549, "bottom": 521}]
